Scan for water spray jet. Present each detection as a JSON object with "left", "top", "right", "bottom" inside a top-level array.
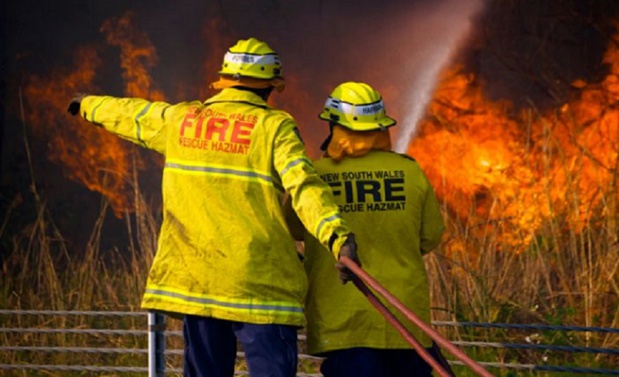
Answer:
[{"left": 394, "top": 0, "right": 484, "bottom": 154}]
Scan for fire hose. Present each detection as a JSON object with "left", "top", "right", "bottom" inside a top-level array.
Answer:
[
  {"left": 350, "top": 276, "right": 454, "bottom": 377},
  {"left": 340, "top": 256, "right": 494, "bottom": 377}
]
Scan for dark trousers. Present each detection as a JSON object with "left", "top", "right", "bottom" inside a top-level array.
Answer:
[
  {"left": 183, "top": 315, "right": 298, "bottom": 377},
  {"left": 320, "top": 347, "right": 439, "bottom": 377}
]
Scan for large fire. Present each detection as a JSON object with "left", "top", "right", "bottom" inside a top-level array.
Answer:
[
  {"left": 22, "top": 12, "right": 164, "bottom": 217},
  {"left": 20, "top": 11, "right": 619, "bottom": 250},
  {"left": 411, "top": 32, "right": 619, "bottom": 248}
]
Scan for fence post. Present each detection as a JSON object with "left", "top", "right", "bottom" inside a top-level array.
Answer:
[{"left": 148, "top": 311, "right": 166, "bottom": 377}]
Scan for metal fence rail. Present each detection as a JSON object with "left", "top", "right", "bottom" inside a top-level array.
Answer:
[{"left": 0, "top": 310, "right": 618, "bottom": 376}]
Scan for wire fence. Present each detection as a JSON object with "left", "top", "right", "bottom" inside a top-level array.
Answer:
[{"left": 0, "top": 310, "right": 618, "bottom": 376}]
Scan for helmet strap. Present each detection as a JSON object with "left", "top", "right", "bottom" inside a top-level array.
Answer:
[{"left": 320, "top": 123, "right": 336, "bottom": 151}]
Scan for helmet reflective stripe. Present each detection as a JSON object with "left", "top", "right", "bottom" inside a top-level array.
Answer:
[
  {"left": 324, "top": 97, "right": 341, "bottom": 112},
  {"left": 329, "top": 98, "right": 385, "bottom": 117},
  {"left": 354, "top": 100, "right": 384, "bottom": 115},
  {"left": 223, "top": 52, "right": 280, "bottom": 67}
]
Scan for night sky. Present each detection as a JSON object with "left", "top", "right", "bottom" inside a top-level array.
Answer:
[{"left": 2, "top": 0, "right": 618, "bottom": 252}]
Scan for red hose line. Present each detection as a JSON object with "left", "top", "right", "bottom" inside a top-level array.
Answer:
[
  {"left": 351, "top": 277, "right": 453, "bottom": 377},
  {"left": 341, "top": 256, "right": 494, "bottom": 377}
]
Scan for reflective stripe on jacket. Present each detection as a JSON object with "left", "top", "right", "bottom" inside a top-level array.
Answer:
[
  {"left": 302, "top": 150, "right": 445, "bottom": 353},
  {"left": 80, "top": 88, "right": 350, "bottom": 326}
]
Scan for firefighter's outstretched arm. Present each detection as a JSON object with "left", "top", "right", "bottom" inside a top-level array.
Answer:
[{"left": 67, "top": 93, "right": 182, "bottom": 155}]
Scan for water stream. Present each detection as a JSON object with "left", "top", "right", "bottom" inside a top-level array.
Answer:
[{"left": 394, "top": 0, "right": 484, "bottom": 153}]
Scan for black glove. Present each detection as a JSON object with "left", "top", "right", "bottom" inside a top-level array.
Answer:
[
  {"left": 336, "top": 234, "right": 360, "bottom": 284},
  {"left": 67, "top": 93, "right": 87, "bottom": 116}
]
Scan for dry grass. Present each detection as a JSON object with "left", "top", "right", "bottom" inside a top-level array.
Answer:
[{"left": 425, "top": 165, "right": 619, "bottom": 375}]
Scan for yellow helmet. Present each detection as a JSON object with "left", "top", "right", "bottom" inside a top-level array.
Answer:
[
  {"left": 319, "top": 82, "right": 396, "bottom": 131},
  {"left": 219, "top": 38, "right": 282, "bottom": 80}
]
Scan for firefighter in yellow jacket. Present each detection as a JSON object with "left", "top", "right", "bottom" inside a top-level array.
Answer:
[
  {"left": 289, "top": 82, "right": 445, "bottom": 377},
  {"left": 67, "top": 38, "right": 360, "bottom": 377}
]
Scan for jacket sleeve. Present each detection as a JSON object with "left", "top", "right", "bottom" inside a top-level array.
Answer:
[
  {"left": 273, "top": 117, "right": 351, "bottom": 259},
  {"left": 80, "top": 95, "right": 174, "bottom": 154},
  {"left": 419, "top": 172, "right": 445, "bottom": 255}
]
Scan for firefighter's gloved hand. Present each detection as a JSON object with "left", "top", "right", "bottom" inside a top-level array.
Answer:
[
  {"left": 67, "top": 93, "right": 87, "bottom": 116},
  {"left": 336, "top": 234, "right": 360, "bottom": 284}
]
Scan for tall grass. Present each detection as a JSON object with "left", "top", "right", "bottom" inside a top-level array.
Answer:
[
  {"left": 0, "top": 104, "right": 165, "bottom": 374},
  {"left": 0, "top": 173, "right": 161, "bottom": 375},
  {"left": 426, "top": 209, "right": 619, "bottom": 375},
  {"left": 424, "top": 118, "right": 619, "bottom": 375}
]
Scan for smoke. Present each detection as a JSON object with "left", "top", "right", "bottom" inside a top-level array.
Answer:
[
  {"left": 393, "top": 0, "right": 484, "bottom": 153},
  {"left": 204, "top": 0, "right": 486, "bottom": 156},
  {"left": 193, "top": 0, "right": 486, "bottom": 157}
]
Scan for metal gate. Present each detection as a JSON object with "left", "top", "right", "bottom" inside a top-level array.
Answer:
[{"left": 1, "top": 310, "right": 617, "bottom": 376}]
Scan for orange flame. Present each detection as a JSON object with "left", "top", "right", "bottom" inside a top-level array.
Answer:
[
  {"left": 23, "top": 11, "right": 166, "bottom": 217},
  {"left": 23, "top": 46, "right": 134, "bottom": 216},
  {"left": 410, "top": 30, "right": 619, "bottom": 250},
  {"left": 101, "top": 11, "right": 165, "bottom": 101}
]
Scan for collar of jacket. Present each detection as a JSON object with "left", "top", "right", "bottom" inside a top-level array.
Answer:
[{"left": 204, "top": 87, "right": 271, "bottom": 109}]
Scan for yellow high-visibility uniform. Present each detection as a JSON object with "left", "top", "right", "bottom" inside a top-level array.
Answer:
[
  {"left": 301, "top": 150, "right": 444, "bottom": 354},
  {"left": 79, "top": 88, "right": 351, "bottom": 326}
]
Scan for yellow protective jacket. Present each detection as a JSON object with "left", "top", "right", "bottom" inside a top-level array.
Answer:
[
  {"left": 299, "top": 150, "right": 444, "bottom": 354},
  {"left": 79, "top": 88, "right": 351, "bottom": 326}
]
